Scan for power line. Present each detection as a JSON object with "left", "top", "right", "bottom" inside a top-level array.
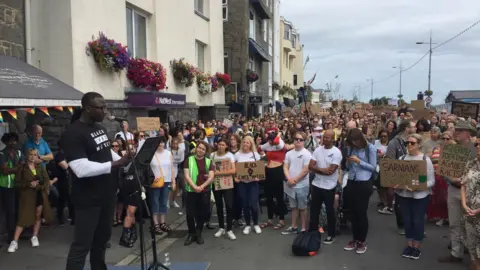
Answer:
[{"left": 432, "top": 18, "right": 480, "bottom": 50}]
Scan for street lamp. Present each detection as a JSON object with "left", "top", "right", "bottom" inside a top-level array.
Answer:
[
  {"left": 366, "top": 77, "right": 373, "bottom": 100},
  {"left": 416, "top": 31, "right": 436, "bottom": 91},
  {"left": 392, "top": 61, "right": 403, "bottom": 97}
]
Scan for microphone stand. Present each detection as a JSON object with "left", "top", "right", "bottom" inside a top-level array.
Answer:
[{"left": 121, "top": 125, "right": 168, "bottom": 270}]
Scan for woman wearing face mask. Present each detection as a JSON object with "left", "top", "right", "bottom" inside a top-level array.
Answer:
[
  {"left": 395, "top": 134, "right": 435, "bottom": 260},
  {"left": 211, "top": 139, "right": 237, "bottom": 240},
  {"left": 183, "top": 141, "right": 215, "bottom": 246}
]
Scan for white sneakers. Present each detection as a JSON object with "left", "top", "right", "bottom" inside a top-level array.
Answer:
[
  {"left": 243, "top": 225, "right": 262, "bottom": 235},
  {"left": 214, "top": 228, "right": 237, "bottom": 240},
  {"left": 7, "top": 237, "right": 39, "bottom": 253}
]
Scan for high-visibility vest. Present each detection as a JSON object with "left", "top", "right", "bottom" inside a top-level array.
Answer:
[{"left": 186, "top": 155, "right": 211, "bottom": 192}]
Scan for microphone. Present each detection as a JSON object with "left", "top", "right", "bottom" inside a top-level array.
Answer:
[{"left": 108, "top": 115, "right": 127, "bottom": 123}]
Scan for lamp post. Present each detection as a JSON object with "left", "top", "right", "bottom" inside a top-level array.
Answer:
[
  {"left": 367, "top": 77, "right": 373, "bottom": 100},
  {"left": 393, "top": 61, "right": 403, "bottom": 96},
  {"left": 416, "top": 31, "right": 436, "bottom": 91}
]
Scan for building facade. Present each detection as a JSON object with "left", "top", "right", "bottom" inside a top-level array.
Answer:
[
  {"left": 27, "top": 0, "right": 228, "bottom": 128},
  {"left": 223, "top": 0, "right": 273, "bottom": 117},
  {"left": 279, "top": 16, "right": 304, "bottom": 101}
]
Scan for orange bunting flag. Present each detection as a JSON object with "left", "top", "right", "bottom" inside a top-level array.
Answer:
[
  {"left": 0, "top": 112, "right": 3, "bottom": 123},
  {"left": 39, "top": 107, "right": 50, "bottom": 117},
  {"left": 53, "top": 106, "right": 63, "bottom": 111},
  {"left": 67, "top": 107, "right": 73, "bottom": 113},
  {"left": 26, "top": 108, "right": 35, "bottom": 115},
  {"left": 7, "top": 110, "right": 17, "bottom": 119}
]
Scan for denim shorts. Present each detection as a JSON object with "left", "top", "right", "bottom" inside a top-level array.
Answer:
[
  {"left": 149, "top": 182, "right": 170, "bottom": 215},
  {"left": 288, "top": 185, "right": 309, "bottom": 210}
]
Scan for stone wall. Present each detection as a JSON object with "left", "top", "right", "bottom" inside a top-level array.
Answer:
[{"left": 0, "top": 0, "right": 25, "bottom": 60}]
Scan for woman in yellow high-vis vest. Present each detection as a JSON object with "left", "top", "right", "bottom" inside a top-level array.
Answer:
[{"left": 183, "top": 141, "right": 215, "bottom": 246}]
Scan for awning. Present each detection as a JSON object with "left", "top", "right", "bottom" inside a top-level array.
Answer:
[
  {"left": 0, "top": 56, "right": 83, "bottom": 106},
  {"left": 125, "top": 91, "right": 186, "bottom": 108},
  {"left": 249, "top": 38, "right": 271, "bottom": 62},
  {"left": 249, "top": 0, "right": 271, "bottom": 19}
]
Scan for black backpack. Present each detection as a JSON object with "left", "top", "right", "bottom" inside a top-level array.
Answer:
[{"left": 292, "top": 231, "right": 321, "bottom": 256}]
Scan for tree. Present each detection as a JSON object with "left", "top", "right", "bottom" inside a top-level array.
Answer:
[{"left": 352, "top": 94, "right": 359, "bottom": 102}]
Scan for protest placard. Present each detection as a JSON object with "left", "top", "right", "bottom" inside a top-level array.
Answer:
[
  {"left": 136, "top": 117, "right": 160, "bottom": 132},
  {"left": 236, "top": 161, "right": 265, "bottom": 182},
  {"left": 411, "top": 100, "right": 425, "bottom": 110},
  {"left": 437, "top": 144, "right": 471, "bottom": 178},
  {"left": 380, "top": 159, "right": 428, "bottom": 191},
  {"left": 213, "top": 159, "right": 234, "bottom": 190},
  {"left": 223, "top": 118, "right": 233, "bottom": 127},
  {"left": 451, "top": 101, "right": 479, "bottom": 119}
]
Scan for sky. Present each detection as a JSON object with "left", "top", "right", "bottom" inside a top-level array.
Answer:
[{"left": 280, "top": 0, "right": 480, "bottom": 105}]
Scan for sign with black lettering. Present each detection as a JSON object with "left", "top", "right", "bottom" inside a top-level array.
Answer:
[
  {"left": 451, "top": 101, "right": 479, "bottom": 119},
  {"left": 380, "top": 159, "right": 427, "bottom": 191},
  {"left": 213, "top": 160, "right": 234, "bottom": 190},
  {"left": 437, "top": 144, "right": 471, "bottom": 178},
  {"left": 236, "top": 161, "right": 265, "bottom": 182}
]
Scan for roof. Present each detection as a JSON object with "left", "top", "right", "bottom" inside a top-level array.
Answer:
[
  {"left": 447, "top": 90, "right": 480, "bottom": 100},
  {"left": 0, "top": 56, "right": 83, "bottom": 106}
]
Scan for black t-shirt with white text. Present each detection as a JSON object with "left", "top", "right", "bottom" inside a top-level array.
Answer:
[{"left": 61, "top": 121, "right": 115, "bottom": 207}]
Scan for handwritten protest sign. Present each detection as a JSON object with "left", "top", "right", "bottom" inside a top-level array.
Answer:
[
  {"left": 236, "top": 161, "right": 265, "bottom": 182},
  {"left": 437, "top": 144, "right": 471, "bottom": 178},
  {"left": 451, "top": 101, "right": 479, "bottom": 119},
  {"left": 380, "top": 159, "right": 428, "bottom": 191},
  {"left": 136, "top": 117, "right": 160, "bottom": 132},
  {"left": 213, "top": 160, "right": 234, "bottom": 190},
  {"left": 223, "top": 118, "right": 233, "bottom": 128}
]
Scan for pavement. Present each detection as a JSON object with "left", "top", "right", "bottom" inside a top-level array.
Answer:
[
  {"left": 0, "top": 202, "right": 186, "bottom": 270},
  {"left": 162, "top": 202, "right": 471, "bottom": 270}
]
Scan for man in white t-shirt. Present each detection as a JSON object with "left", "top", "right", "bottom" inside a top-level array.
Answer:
[
  {"left": 308, "top": 130, "right": 342, "bottom": 244},
  {"left": 282, "top": 132, "right": 312, "bottom": 234},
  {"left": 115, "top": 121, "right": 135, "bottom": 146}
]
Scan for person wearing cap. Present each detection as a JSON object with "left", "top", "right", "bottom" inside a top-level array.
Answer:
[{"left": 439, "top": 120, "right": 477, "bottom": 264}]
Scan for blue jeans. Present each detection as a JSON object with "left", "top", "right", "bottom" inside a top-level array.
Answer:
[
  {"left": 236, "top": 181, "right": 259, "bottom": 226},
  {"left": 149, "top": 183, "right": 171, "bottom": 215},
  {"left": 398, "top": 195, "right": 429, "bottom": 242}
]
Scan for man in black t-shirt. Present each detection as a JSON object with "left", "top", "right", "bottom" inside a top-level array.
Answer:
[{"left": 62, "top": 92, "right": 130, "bottom": 270}]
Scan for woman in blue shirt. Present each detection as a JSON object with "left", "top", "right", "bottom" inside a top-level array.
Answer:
[{"left": 343, "top": 128, "right": 377, "bottom": 255}]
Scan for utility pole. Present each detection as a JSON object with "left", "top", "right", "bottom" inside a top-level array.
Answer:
[
  {"left": 393, "top": 61, "right": 403, "bottom": 96},
  {"left": 428, "top": 31, "right": 432, "bottom": 91}
]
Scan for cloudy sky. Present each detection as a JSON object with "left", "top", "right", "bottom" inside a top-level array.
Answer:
[{"left": 280, "top": 0, "right": 480, "bottom": 104}]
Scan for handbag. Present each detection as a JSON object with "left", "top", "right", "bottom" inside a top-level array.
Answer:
[
  {"left": 152, "top": 153, "right": 165, "bottom": 188},
  {"left": 292, "top": 231, "right": 321, "bottom": 256}
]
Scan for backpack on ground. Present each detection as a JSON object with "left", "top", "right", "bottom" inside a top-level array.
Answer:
[{"left": 292, "top": 231, "right": 321, "bottom": 256}]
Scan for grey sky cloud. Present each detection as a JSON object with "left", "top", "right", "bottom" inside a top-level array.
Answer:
[{"left": 280, "top": 0, "right": 480, "bottom": 104}]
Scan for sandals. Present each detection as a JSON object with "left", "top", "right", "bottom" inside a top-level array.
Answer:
[
  {"left": 259, "top": 221, "right": 274, "bottom": 229},
  {"left": 154, "top": 224, "right": 163, "bottom": 235},
  {"left": 273, "top": 223, "right": 285, "bottom": 230},
  {"left": 160, "top": 223, "right": 172, "bottom": 233}
]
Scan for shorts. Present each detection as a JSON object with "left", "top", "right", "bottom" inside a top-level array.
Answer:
[
  {"left": 287, "top": 186, "right": 309, "bottom": 210},
  {"left": 35, "top": 191, "right": 43, "bottom": 207},
  {"left": 149, "top": 182, "right": 171, "bottom": 215}
]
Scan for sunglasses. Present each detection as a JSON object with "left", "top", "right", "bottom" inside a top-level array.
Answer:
[
  {"left": 139, "top": 135, "right": 145, "bottom": 138},
  {"left": 406, "top": 141, "right": 417, "bottom": 146},
  {"left": 294, "top": 138, "right": 305, "bottom": 142},
  {"left": 380, "top": 135, "right": 388, "bottom": 138},
  {"left": 112, "top": 145, "right": 119, "bottom": 148},
  {"left": 442, "top": 137, "right": 451, "bottom": 141}
]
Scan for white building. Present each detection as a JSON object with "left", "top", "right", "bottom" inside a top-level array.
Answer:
[
  {"left": 26, "top": 0, "right": 228, "bottom": 124},
  {"left": 272, "top": 0, "right": 281, "bottom": 113}
]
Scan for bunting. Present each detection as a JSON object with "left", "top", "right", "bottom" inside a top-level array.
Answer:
[
  {"left": 39, "top": 107, "right": 50, "bottom": 117},
  {"left": 7, "top": 110, "right": 17, "bottom": 120},
  {"left": 26, "top": 108, "right": 35, "bottom": 115},
  {"left": 0, "top": 112, "right": 3, "bottom": 123},
  {"left": 53, "top": 106, "right": 63, "bottom": 111},
  {"left": 67, "top": 107, "right": 73, "bottom": 113}
]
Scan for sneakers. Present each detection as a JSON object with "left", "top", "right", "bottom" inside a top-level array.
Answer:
[
  {"left": 323, "top": 237, "right": 335, "bottom": 245},
  {"left": 378, "top": 206, "right": 394, "bottom": 215},
  {"left": 178, "top": 211, "right": 184, "bottom": 216},
  {"left": 214, "top": 228, "right": 226, "bottom": 238},
  {"left": 402, "top": 246, "right": 413, "bottom": 258},
  {"left": 356, "top": 242, "right": 367, "bottom": 254},
  {"left": 436, "top": 219, "right": 446, "bottom": 227},
  {"left": 31, "top": 236, "right": 39, "bottom": 247},
  {"left": 253, "top": 225, "right": 262, "bottom": 234},
  {"left": 7, "top": 241, "right": 18, "bottom": 253},
  {"left": 318, "top": 227, "right": 325, "bottom": 233},
  {"left": 281, "top": 227, "right": 298, "bottom": 235},
  {"left": 410, "top": 248, "right": 421, "bottom": 260},
  {"left": 243, "top": 226, "right": 252, "bottom": 235},
  {"left": 344, "top": 240, "right": 357, "bottom": 251},
  {"left": 171, "top": 201, "right": 180, "bottom": 208},
  {"left": 397, "top": 229, "right": 405, "bottom": 235},
  {"left": 233, "top": 219, "right": 244, "bottom": 228},
  {"left": 226, "top": 230, "right": 236, "bottom": 240}
]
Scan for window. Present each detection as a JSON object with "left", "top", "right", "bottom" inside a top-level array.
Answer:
[
  {"left": 249, "top": 10, "right": 255, "bottom": 39},
  {"left": 293, "top": 75, "right": 298, "bottom": 86},
  {"left": 195, "top": 0, "right": 204, "bottom": 14},
  {"left": 263, "top": 20, "right": 268, "bottom": 41},
  {"left": 222, "top": 0, "right": 228, "bottom": 21},
  {"left": 291, "top": 34, "right": 296, "bottom": 48},
  {"left": 224, "top": 52, "right": 229, "bottom": 74},
  {"left": 126, "top": 7, "right": 147, "bottom": 59},
  {"left": 195, "top": 41, "right": 205, "bottom": 72},
  {"left": 284, "top": 25, "right": 290, "bottom": 40}
]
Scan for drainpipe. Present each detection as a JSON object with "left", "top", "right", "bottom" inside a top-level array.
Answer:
[{"left": 24, "top": 0, "right": 32, "bottom": 64}]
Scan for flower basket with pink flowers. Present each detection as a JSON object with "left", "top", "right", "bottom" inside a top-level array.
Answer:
[
  {"left": 196, "top": 71, "right": 212, "bottom": 94},
  {"left": 86, "top": 32, "right": 129, "bottom": 72},
  {"left": 211, "top": 75, "right": 219, "bottom": 92},
  {"left": 170, "top": 58, "right": 197, "bottom": 87},
  {"left": 215, "top": 72, "right": 232, "bottom": 87},
  {"left": 127, "top": 58, "right": 167, "bottom": 91},
  {"left": 246, "top": 69, "right": 259, "bottom": 83}
]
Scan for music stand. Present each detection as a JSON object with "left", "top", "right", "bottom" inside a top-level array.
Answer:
[{"left": 122, "top": 135, "right": 169, "bottom": 270}]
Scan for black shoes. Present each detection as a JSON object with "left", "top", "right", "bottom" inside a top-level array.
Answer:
[
  {"left": 184, "top": 235, "right": 196, "bottom": 246},
  {"left": 196, "top": 234, "right": 204, "bottom": 245},
  {"left": 205, "top": 223, "right": 215, "bottom": 230},
  {"left": 119, "top": 227, "right": 137, "bottom": 248}
]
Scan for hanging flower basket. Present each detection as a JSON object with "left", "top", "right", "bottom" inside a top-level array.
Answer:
[
  {"left": 272, "top": 82, "right": 280, "bottom": 91},
  {"left": 211, "top": 75, "right": 219, "bottom": 92},
  {"left": 246, "top": 69, "right": 259, "bottom": 83},
  {"left": 170, "top": 58, "right": 196, "bottom": 87},
  {"left": 424, "top": 90, "right": 433, "bottom": 96},
  {"left": 215, "top": 72, "right": 231, "bottom": 87},
  {"left": 127, "top": 58, "right": 167, "bottom": 91},
  {"left": 196, "top": 71, "right": 212, "bottom": 94},
  {"left": 86, "top": 32, "right": 129, "bottom": 72}
]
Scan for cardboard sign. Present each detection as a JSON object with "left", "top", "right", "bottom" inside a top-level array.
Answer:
[
  {"left": 412, "top": 109, "right": 432, "bottom": 120},
  {"left": 380, "top": 159, "right": 428, "bottom": 191},
  {"left": 136, "top": 117, "right": 160, "bottom": 132},
  {"left": 236, "top": 161, "right": 265, "bottom": 182},
  {"left": 437, "top": 144, "right": 472, "bottom": 178},
  {"left": 213, "top": 160, "right": 234, "bottom": 190},
  {"left": 223, "top": 118, "right": 233, "bottom": 127},
  {"left": 451, "top": 101, "right": 479, "bottom": 119},
  {"left": 411, "top": 100, "right": 425, "bottom": 110}
]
